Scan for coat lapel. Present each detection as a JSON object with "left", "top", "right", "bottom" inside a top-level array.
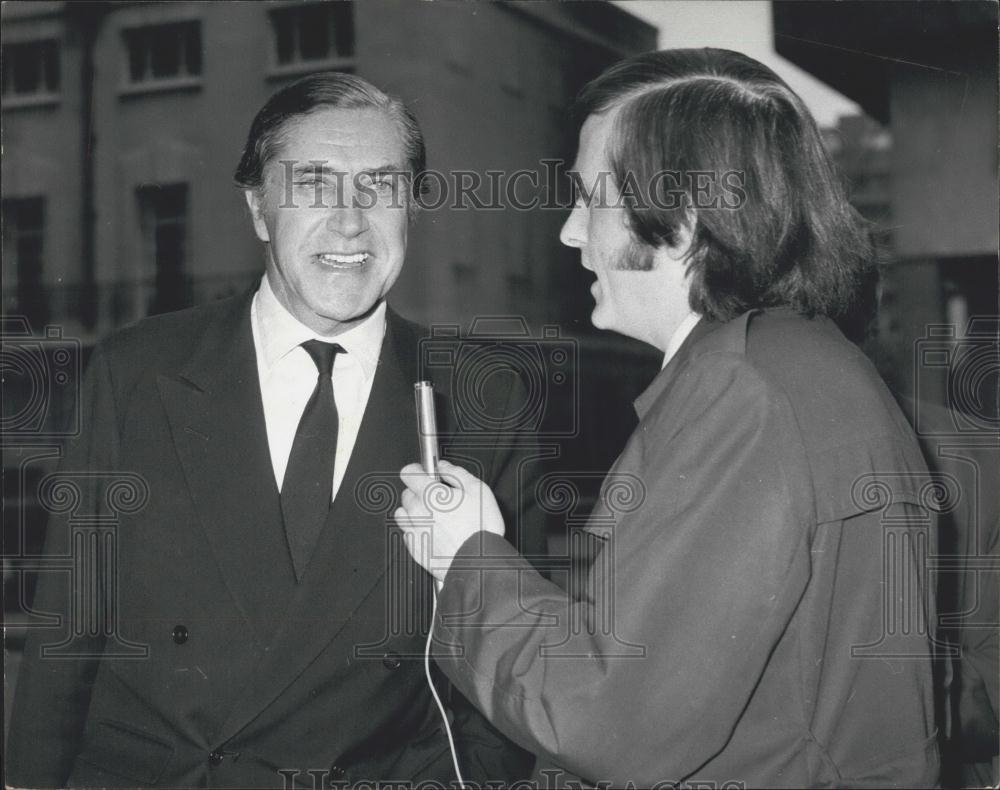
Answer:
[
  {"left": 216, "top": 308, "right": 425, "bottom": 742},
  {"left": 588, "top": 316, "right": 727, "bottom": 538},
  {"left": 157, "top": 290, "right": 298, "bottom": 647}
]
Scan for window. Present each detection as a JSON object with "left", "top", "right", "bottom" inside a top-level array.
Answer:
[
  {"left": 1, "top": 40, "right": 60, "bottom": 100},
  {"left": 123, "top": 21, "right": 201, "bottom": 85},
  {"left": 270, "top": 3, "right": 354, "bottom": 69},
  {"left": 137, "top": 184, "right": 190, "bottom": 315},
  {"left": 1, "top": 197, "right": 49, "bottom": 329}
]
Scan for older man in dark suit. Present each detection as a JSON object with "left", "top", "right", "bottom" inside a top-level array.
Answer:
[
  {"left": 7, "top": 73, "right": 544, "bottom": 787},
  {"left": 398, "top": 49, "right": 940, "bottom": 788}
]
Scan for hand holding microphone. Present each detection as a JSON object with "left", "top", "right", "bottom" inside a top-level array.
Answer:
[
  {"left": 397, "top": 382, "right": 505, "bottom": 582},
  {"left": 407, "top": 383, "right": 491, "bottom": 789}
]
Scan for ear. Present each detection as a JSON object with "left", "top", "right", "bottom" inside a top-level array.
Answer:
[{"left": 244, "top": 189, "right": 270, "bottom": 243}]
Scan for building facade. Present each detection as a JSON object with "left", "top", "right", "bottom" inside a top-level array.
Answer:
[
  {"left": 773, "top": 0, "right": 999, "bottom": 406},
  {"left": 2, "top": 1, "right": 658, "bottom": 737},
  {"left": 2, "top": 0, "right": 655, "bottom": 341}
]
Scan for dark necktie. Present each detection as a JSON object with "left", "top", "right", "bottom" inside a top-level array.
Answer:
[{"left": 282, "top": 340, "right": 344, "bottom": 581}]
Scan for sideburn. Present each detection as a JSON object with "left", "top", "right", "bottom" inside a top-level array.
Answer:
[{"left": 615, "top": 239, "right": 657, "bottom": 271}]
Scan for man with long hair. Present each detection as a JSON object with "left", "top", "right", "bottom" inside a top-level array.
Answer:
[{"left": 398, "top": 49, "right": 938, "bottom": 788}]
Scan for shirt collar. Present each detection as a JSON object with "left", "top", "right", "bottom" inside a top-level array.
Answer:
[
  {"left": 635, "top": 312, "right": 714, "bottom": 421},
  {"left": 662, "top": 311, "right": 702, "bottom": 369},
  {"left": 253, "top": 274, "right": 385, "bottom": 381}
]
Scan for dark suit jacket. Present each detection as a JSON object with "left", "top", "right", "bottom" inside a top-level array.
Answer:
[
  {"left": 433, "top": 309, "right": 940, "bottom": 788},
  {"left": 6, "top": 290, "right": 546, "bottom": 787}
]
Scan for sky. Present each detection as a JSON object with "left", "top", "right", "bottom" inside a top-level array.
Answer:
[{"left": 614, "top": 1, "right": 860, "bottom": 128}]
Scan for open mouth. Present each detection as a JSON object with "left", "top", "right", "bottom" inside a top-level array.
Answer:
[{"left": 316, "top": 252, "right": 369, "bottom": 269}]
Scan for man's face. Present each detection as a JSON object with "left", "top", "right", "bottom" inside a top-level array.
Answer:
[
  {"left": 560, "top": 111, "right": 692, "bottom": 349},
  {"left": 246, "top": 107, "right": 409, "bottom": 336}
]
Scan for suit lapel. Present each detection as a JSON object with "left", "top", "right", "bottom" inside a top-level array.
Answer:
[
  {"left": 216, "top": 308, "right": 424, "bottom": 741},
  {"left": 157, "top": 291, "right": 297, "bottom": 647}
]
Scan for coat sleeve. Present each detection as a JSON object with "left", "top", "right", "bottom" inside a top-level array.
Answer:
[
  {"left": 6, "top": 345, "right": 120, "bottom": 787},
  {"left": 433, "top": 354, "right": 816, "bottom": 786},
  {"left": 443, "top": 363, "right": 549, "bottom": 782}
]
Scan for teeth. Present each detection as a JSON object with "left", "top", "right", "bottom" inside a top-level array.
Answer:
[{"left": 319, "top": 253, "right": 368, "bottom": 265}]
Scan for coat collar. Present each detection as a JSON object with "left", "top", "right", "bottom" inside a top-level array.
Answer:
[{"left": 633, "top": 311, "right": 755, "bottom": 421}]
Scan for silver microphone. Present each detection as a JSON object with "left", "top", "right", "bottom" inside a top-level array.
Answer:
[{"left": 414, "top": 381, "right": 439, "bottom": 478}]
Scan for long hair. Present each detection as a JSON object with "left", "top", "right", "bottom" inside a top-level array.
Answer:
[
  {"left": 576, "top": 48, "right": 876, "bottom": 334},
  {"left": 234, "top": 72, "right": 426, "bottom": 211}
]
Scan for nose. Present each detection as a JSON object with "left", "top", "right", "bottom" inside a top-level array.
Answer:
[
  {"left": 326, "top": 204, "right": 368, "bottom": 238},
  {"left": 559, "top": 203, "right": 587, "bottom": 251}
]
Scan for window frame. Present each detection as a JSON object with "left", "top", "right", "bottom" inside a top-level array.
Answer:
[
  {"left": 118, "top": 18, "right": 203, "bottom": 97},
  {"left": 1, "top": 195, "right": 49, "bottom": 328},
  {"left": 135, "top": 183, "right": 192, "bottom": 316},
  {"left": 1, "top": 37, "right": 61, "bottom": 109},
  {"left": 265, "top": 2, "right": 356, "bottom": 80}
]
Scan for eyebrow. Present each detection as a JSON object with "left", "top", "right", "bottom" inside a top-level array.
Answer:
[
  {"left": 289, "top": 162, "right": 408, "bottom": 178},
  {"left": 289, "top": 164, "right": 341, "bottom": 179},
  {"left": 361, "top": 163, "right": 409, "bottom": 174}
]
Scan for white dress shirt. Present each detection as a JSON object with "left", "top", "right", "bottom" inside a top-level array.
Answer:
[{"left": 251, "top": 275, "right": 385, "bottom": 500}]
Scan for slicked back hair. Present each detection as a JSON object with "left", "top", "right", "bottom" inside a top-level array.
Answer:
[
  {"left": 234, "top": 71, "right": 426, "bottom": 215},
  {"left": 575, "top": 48, "right": 876, "bottom": 333}
]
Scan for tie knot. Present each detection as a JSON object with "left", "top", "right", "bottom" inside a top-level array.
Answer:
[{"left": 301, "top": 340, "right": 344, "bottom": 378}]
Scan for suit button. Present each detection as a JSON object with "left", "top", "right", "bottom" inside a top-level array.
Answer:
[
  {"left": 382, "top": 651, "right": 402, "bottom": 670},
  {"left": 328, "top": 764, "right": 346, "bottom": 780},
  {"left": 172, "top": 625, "right": 189, "bottom": 644},
  {"left": 208, "top": 750, "right": 224, "bottom": 766}
]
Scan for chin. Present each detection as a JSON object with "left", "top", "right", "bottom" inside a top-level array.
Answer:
[{"left": 322, "top": 298, "right": 380, "bottom": 323}]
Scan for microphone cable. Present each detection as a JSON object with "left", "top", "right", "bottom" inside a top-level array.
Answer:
[{"left": 426, "top": 583, "right": 467, "bottom": 788}]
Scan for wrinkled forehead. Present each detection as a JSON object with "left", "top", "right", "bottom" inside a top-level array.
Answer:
[{"left": 268, "top": 106, "right": 408, "bottom": 175}]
